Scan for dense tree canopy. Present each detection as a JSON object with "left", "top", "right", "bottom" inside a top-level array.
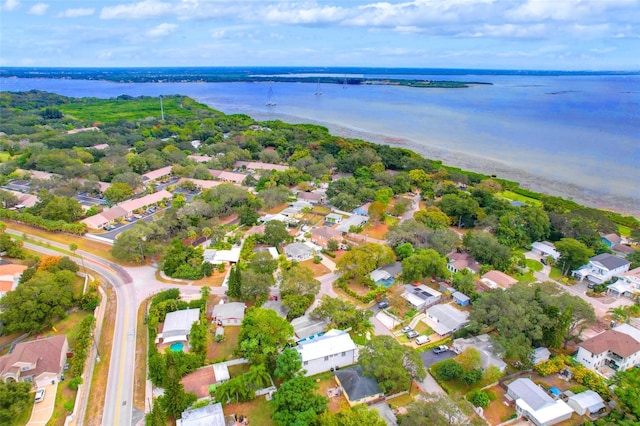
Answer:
[{"left": 238, "top": 307, "right": 294, "bottom": 371}]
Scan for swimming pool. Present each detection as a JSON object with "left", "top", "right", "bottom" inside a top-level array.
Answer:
[{"left": 170, "top": 342, "right": 184, "bottom": 352}]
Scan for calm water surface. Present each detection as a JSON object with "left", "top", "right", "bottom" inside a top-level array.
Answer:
[{"left": 1, "top": 75, "right": 639, "bottom": 216}]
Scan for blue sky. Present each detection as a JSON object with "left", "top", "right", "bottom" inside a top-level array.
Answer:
[{"left": 1, "top": 0, "right": 639, "bottom": 70}]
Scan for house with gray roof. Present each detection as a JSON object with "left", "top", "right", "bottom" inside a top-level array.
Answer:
[
  {"left": 506, "top": 378, "right": 573, "bottom": 426},
  {"left": 402, "top": 285, "right": 441, "bottom": 311},
  {"left": 0, "top": 335, "right": 69, "bottom": 387},
  {"left": 211, "top": 302, "right": 246, "bottom": 326},
  {"left": 158, "top": 308, "right": 201, "bottom": 345},
  {"left": 335, "top": 365, "right": 384, "bottom": 407},
  {"left": 284, "top": 242, "right": 315, "bottom": 261},
  {"left": 425, "top": 303, "right": 469, "bottom": 336},
  {"left": 572, "top": 253, "right": 631, "bottom": 284},
  {"left": 370, "top": 262, "right": 402, "bottom": 287},
  {"left": 291, "top": 315, "right": 328, "bottom": 341},
  {"left": 336, "top": 215, "right": 369, "bottom": 233},
  {"left": 452, "top": 334, "right": 507, "bottom": 372}
]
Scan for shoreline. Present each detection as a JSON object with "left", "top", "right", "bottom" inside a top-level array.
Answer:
[{"left": 244, "top": 109, "right": 640, "bottom": 219}]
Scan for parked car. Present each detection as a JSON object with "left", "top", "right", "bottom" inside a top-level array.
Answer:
[
  {"left": 401, "top": 326, "right": 413, "bottom": 334},
  {"left": 377, "top": 300, "right": 389, "bottom": 309},
  {"left": 35, "top": 388, "right": 45, "bottom": 403},
  {"left": 432, "top": 345, "right": 449, "bottom": 354},
  {"left": 406, "top": 330, "right": 419, "bottom": 339},
  {"left": 416, "top": 335, "right": 431, "bottom": 345},
  {"left": 540, "top": 258, "right": 547, "bottom": 265}
]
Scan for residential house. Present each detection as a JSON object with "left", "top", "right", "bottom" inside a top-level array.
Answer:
[
  {"left": 291, "top": 315, "right": 328, "bottom": 341},
  {"left": 452, "top": 291, "right": 471, "bottom": 306},
  {"left": 310, "top": 227, "right": 342, "bottom": 249},
  {"left": 325, "top": 213, "right": 343, "bottom": 224},
  {"left": 369, "top": 262, "right": 402, "bottom": 287},
  {"left": 5, "top": 190, "right": 38, "bottom": 208},
  {"left": 67, "top": 126, "right": 99, "bottom": 135},
  {"left": 352, "top": 206, "right": 369, "bottom": 217},
  {"left": 296, "top": 329, "right": 358, "bottom": 376},
  {"left": 211, "top": 302, "right": 246, "bottom": 326},
  {"left": 335, "top": 365, "right": 384, "bottom": 407},
  {"left": 91, "top": 143, "right": 109, "bottom": 150},
  {"left": 506, "top": 378, "right": 574, "bottom": 426},
  {"left": 532, "top": 347, "right": 551, "bottom": 365},
  {"left": 203, "top": 247, "right": 241, "bottom": 265},
  {"left": 177, "top": 402, "right": 226, "bottom": 426},
  {"left": 600, "top": 233, "right": 622, "bottom": 248},
  {"left": 262, "top": 300, "right": 288, "bottom": 318},
  {"left": 180, "top": 363, "right": 230, "bottom": 399},
  {"left": 439, "top": 281, "right": 455, "bottom": 294},
  {"left": 187, "top": 154, "right": 213, "bottom": 163},
  {"left": 81, "top": 206, "right": 127, "bottom": 230},
  {"left": 208, "top": 169, "right": 246, "bottom": 185},
  {"left": 401, "top": 285, "right": 442, "bottom": 311},
  {"left": 567, "top": 390, "right": 606, "bottom": 417},
  {"left": 284, "top": 242, "right": 315, "bottom": 261},
  {"left": 118, "top": 189, "right": 173, "bottom": 217},
  {"left": 142, "top": 166, "right": 173, "bottom": 183},
  {"left": 0, "top": 263, "right": 28, "bottom": 299},
  {"left": 608, "top": 267, "right": 640, "bottom": 299},
  {"left": 178, "top": 178, "right": 223, "bottom": 190},
  {"left": 336, "top": 215, "right": 369, "bottom": 233},
  {"left": 234, "top": 160, "right": 289, "bottom": 172},
  {"left": 531, "top": 241, "right": 561, "bottom": 260},
  {"left": 447, "top": 251, "right": 481, "bottom": 275},
  {"left": 0, "top": 335, "right": 69, "bottom": 387},
  {"left": 612, "top": 244, "right": 638, "bottom": 257},
  {"left": 297, "top": 191, "right": 325, "bottom": 204},
  {"left": 572, "top": 253, "right": 631, "bottom": 284},
  {"left": 425, "top": 304, "right": 470, "bottom": 336},
  {"left": 157, "top": 308, "right": 200, "bottom": 345},
  {"left": 576, "top": 323, "right": 640, "bottom": 373},
  {"left": 481, "top": 270, "right": 518, "bottom": 290},
  {"left": 452, "top": 334, "right": 507, "bottom": 372}
]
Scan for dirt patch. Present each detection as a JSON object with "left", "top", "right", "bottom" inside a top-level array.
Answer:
[
  {"left": 364, "top": 223, "right": 389, "bottom": 240},
  {"left": 315, "top": 375, "right": 350, "bottom": 413},
  {"left": 345, "top": 280, "right": 373, "bottom": 296},
  {"left": 223, "top": 395, "right": 276, "bottom": 426},
  {"left": 483, "top": 385, "right": 516, "bottom": 426},
  {"left": 299, "top": 259, "right": 330, "bottom": 277}
]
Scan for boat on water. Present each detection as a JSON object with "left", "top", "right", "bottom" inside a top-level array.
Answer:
[
  {"left": 315, "top": 79, "right": 322, "bottom": 96},
  {"left": 266, "top": 83, "right": 276, "bottom": 106}
]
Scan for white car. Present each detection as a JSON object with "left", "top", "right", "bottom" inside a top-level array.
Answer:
[{"left": 34, "top": 388, "right": 46, "bottom": 403}]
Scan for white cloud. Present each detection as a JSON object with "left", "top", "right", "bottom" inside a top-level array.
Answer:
[
  {"left": 506, "top": 0, "right": 638, "bottom": 22},
  {"left": 1, "top": 0, "right": 19, "bottom": 12},
  {"left": 262, "top": 4, "right": 347, "bottom": 24},
  {"left": 28, "top": 2, "right": 48, "bottom": 15},
  {"left": 56, "top": 8, "right": 95, "bottom": 18},
  {"left": 100, "top": 0, "right": 175, "bottom": 19},
  {"left": 147, "top": 23, "right": 178, "bottom": 37},
  {"left": 100, "top": 0, "right": 231, "bottom": 20}
]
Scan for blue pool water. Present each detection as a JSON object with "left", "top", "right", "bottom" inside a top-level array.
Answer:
[{"left": 170, "top": 342, "right": 184, "bottom": 352}]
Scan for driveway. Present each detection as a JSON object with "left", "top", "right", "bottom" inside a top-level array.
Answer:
[
  {"left": 420, "top": 349, "right": 456, "bottom": 369},
  {"left": 27, "top": 383, "right": 57, "bottom": 426}
]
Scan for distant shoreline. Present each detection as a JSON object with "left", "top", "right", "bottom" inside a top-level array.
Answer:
[{"left": 244, "top": 109, "right": 640, "bottom": 219}]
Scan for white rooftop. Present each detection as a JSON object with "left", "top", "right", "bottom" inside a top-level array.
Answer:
[
  {"left": 296, "top": 329, "right": 356, "bottom": 362},
  {"left": 162, "top": 308, "right": 200, "bottom": 344}
]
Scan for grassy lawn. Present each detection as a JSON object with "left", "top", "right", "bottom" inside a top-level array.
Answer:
[
  {"left": 193, "top": 270, "right": 227, "bottom": 287},
  {"left": 134, "top": 299, "right": 148, "bottom": 411},
  {"left": 227, "top": 363, "right": 251, "bottom": 378},
  {"left": 5, "top": 222, "right": 117, "bottom": 263},
  {"left": 513, "top": 270, "right": 536, "bottom": 284},
  {"left": 0, "top": 152, "right": 11, "bottom": 162},
  {"left": 84, "top": 287, "right": 117, "bottom": 426},
  {"left": 617, "top": 224, "right": 632, "bottom": 237},
  {"left": 312, "top": 206, "right": 332, "bottom": 215},
  {"left": 499, "top": 190, "right": 543, "bottom": 207},
  {"left": 413, "top": 322, "right": 434, "bottom": 336},
  {"left": 526, "top": 259, "right": 543, "bottom": 272},
  {"left": 58, "top": 96, "right": 202, "bottom": 123},
  {"left": 299, "top": 259, "right": 330, "bottom": 277},
  {"left": 208, "top": 325, "right": 241, "bottom": 362},
  {"left": 549, "top": 267, "right": 564, "bottom": 281},
  {"left": 48, "top": 381, "right": 77, "bottom": 426},
  {"left": 223, "top": 395, "right": 275, "bottom": 426},
  {"left": 40, "top": 310, "right": 91, "bottom": 348}
]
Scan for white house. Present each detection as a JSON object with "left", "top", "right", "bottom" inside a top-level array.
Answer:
[
  {"left": 567, "top": 390, "right": 606, "bottom": 416},
  {"left": 425, "top": 303, "right": 469, "bottom": 336},
  {"left": 157, "top": 308, "right": 200, "bottom": 345},
  {"left": 607, "top": 267, "right": 640, "bottom": 299},
  {"left": 284, "top": 242, "right": 315, "bottom": 261},
  {"left": 0, "top": 264, "right": 27, "bottom": 299},
  {"left": 531, "top": 241, "right": 560, "bottom": 260},
  {"left": 576, "top": 323, "right": 640, "bottom": 373},
  {"left": 531, "top": 347, "right": 551, "bottom": 365},
  {"left": 481, "top": 270, "right": 518, "bottom": 290},
  {"left": 0, "top": 335, "right": 69, "bottom": 387},
  {"left": 336, "top": 215, "right": 369, "bottom": 233},
  {"left": 507, "top": 378, "right": 574, "bottom": 426},
  {"left": 203, "top": 247, "right": 241, "bottom": 265},
  {"left": 296, "top": 329, "right": 358, "bottom": 376},
  {"left": 572, "top": 253, "right": 631, "bottom": 284},
  {"left": 401, "top": 285, "right": 441, "bottom": 311},
  {"left": 325, "top": 213, "right": 343, "bottom": 224},
  {"left": 177, "top": 402, "right": 226, "bottom": 426},
  {"left": 211, "top": 302, "right": 246, "bottom": 326}
]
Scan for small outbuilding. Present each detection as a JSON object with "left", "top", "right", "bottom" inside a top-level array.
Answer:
[
  {"left": 567, "top": 390, "right": 606, "bottom": 416},
  {"left": 452, "top": 291, "right": 471, "bottom": 306}
]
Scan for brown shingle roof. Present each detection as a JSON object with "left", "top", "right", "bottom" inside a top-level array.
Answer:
[
  {"left": 0, "top": 335, "right": 67, "bottom": 380},
  {"left": 579, "top": 330, "right": 640, "bottom": 358}
]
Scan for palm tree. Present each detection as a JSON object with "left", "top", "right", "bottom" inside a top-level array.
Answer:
[
  {"left": 245, "top": 364, "right": 272, "bottom": 391},
  {"left": 608, "top": 306, "right": 629, "bottom": 324}
]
